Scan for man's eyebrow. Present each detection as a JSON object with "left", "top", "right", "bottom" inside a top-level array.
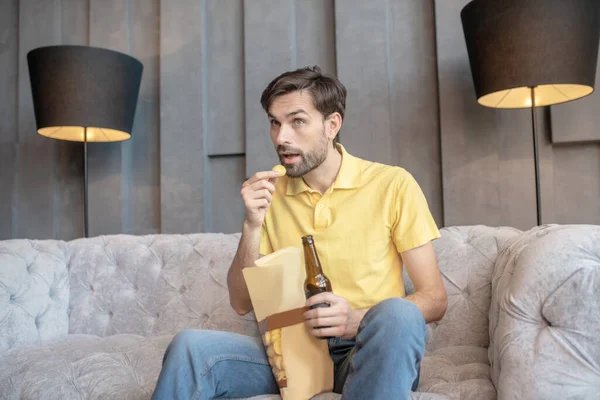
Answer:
[
  {"left": 267, "top": 109, "right": 308, "bottom": 120},
  {"left": 286, "top": 109, "right": 308, "bottom": 117}
]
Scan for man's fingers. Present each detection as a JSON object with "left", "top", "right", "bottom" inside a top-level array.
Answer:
[
  {"left": 246, "top": 198, "right": 269, "bottom": 210},
  {"left": 309, "top": 326, "right": 345, "bottom": 338},
  {"left": 248, "top": 188, "right": 272, "bottom": 203},
  {"left": 304, "top": 316, "right": 345, "bottom": 329},
  {"left": 244, "top": 171, "right": 281, "bottom": 186},
  {"left": 305, "top": 292, "right": 337, "bottom": 308},
  {"left": 242, "top": 180, "right": 276, "bottom": 197},
  {"left": 251, "top": 180, "right": 276, "bottom": 194}
]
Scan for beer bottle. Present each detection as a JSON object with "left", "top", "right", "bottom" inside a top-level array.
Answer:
[{"left": 302, "top": 235, "right": 332, "bottom": 309}]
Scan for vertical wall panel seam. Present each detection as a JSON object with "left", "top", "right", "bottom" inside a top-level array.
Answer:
[
  {"left": 157, "top": 0, "right": 162, "bottom": 232},
  {"left": 240, "top": 1, "right": 246, "bottom": 157},
  {"left": 289, "top": 0, "right": 296, "bottom": 68},
  {"left": 331, "top": 0, "right": 337, "bottom": 75},
  {"left": 13, "top": 0, "right": 21, "bottom": 238},
  {"left": 202, "top": 0, "right": 210, "bottom": 232},
  {"left": 53, "top": 0, "right": 64, "bottom": 238},
  {"left": 384, "top": 0, "right": 393, "bottom": 164},
  {"left": 121, "top": 0, "right": 134, "bottom": 233},
  {"left": 431, "top": 0, "right": 445, "bottom": 227}
]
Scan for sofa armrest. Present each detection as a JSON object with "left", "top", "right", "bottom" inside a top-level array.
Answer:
[
  {"left": 489, "top": 225, "right": 600, "bottom": 400},
  {"left": 0, "top": 240, "right": 70, "bottom": 353}
]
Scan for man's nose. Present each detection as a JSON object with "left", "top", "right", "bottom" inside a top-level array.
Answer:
[{"left": 274, "top": 124, "right": 293, "bottom": 146}]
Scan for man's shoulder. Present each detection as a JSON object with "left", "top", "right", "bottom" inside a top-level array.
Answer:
[{"left": 358, "top": 157, "right": 415, "bottom": 187}]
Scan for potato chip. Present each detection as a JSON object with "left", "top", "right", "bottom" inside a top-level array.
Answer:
[{"left": 272, "top": 165, "right": 286, "bottom": 176}]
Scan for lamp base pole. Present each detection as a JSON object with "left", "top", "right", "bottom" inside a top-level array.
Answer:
[
  {"left": 530, "top": 86, "right": 542, "bottom": 226},
  {"left": 84, "top": 127, "right": 89, "bottom": 238}
]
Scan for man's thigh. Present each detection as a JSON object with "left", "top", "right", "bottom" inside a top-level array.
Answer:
[{"left": 154, "top": 330, "right": 279, "bottom": 399}]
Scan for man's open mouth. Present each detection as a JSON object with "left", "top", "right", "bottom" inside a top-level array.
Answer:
[{"left": 280, "top": 153, "right": 300, "bottom": 163}]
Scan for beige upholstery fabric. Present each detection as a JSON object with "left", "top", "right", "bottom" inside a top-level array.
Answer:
[
  {"left": 0, "top": 240, "right": 70, "bottom": 353},
  {"left": 67, "top": 233, "right": 259, "bottom": 338},
  {"left": 489, "top": 224, "right": 600, "bottom": 400},
  {"left": 4, "top": 224, "right": 594, "bottom": 400}
]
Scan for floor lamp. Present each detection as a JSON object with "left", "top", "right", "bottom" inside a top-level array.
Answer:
[
  {"left": 27, "top": 45, "right": 143, "bottom": 237},
  {"left": 461, "top": 0, "right": 600, "bottom": 226}
]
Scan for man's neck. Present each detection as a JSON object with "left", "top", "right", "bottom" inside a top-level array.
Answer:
[{"left": 302, "top": 145, "right": 342, "bottom": 194}]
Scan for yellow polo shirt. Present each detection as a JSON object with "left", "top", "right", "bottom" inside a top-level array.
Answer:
[{"left": 259, "top": 144, "right": 440, "bottom": 309}]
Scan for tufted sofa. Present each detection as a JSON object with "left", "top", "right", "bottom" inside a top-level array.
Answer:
[{"left": 1, "top": 224, "right": 599, "bottom": 399}]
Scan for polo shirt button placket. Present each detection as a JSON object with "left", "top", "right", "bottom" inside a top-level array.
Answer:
[{"left": 314, "top": 203, "right": 328, "bottom": 230}]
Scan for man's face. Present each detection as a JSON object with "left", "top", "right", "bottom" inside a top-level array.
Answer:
[{"left": 267, "top": 90, "right": 330, "bottom": 178}]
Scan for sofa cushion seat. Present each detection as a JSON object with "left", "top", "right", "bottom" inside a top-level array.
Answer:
[
  {"left": 419, "top": 345, "right": 495, "bottom": 400},
  {"left": 1, "top": 332, "right": 486, "bottom": 400},
  {"left": 0, "top": 333, "right": 170, "bottom": 399}
]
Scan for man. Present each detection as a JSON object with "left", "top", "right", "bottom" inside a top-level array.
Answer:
[{"left": 152, "top": 66, "right": 448, "bottom": 400}]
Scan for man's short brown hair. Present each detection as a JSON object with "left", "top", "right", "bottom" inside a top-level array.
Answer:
[{"left": 260, "top": 66, "right": 347, "bottom": 144}]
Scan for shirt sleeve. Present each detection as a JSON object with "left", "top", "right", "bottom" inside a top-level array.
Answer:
[
  {"left": 259, "top": 221, "right": 274, "bottom": 256},
  {"left": 391, "top": 170, "right": 441, "bottom": 253}
]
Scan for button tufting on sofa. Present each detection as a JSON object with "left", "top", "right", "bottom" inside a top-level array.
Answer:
[{"left": 16, "top": 228, "right": 599, "bottom": 400}]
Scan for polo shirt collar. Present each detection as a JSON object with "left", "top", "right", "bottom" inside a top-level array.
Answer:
[{"left": 286, "top": 143, "right": 362, "bottom": 195}]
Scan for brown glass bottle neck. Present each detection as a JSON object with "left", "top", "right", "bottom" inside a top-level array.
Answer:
[{"left": 303, "top": 242, "right": 324, "bottom": 277}]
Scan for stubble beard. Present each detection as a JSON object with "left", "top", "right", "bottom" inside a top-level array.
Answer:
[{"left": 278, "top": 128, "right": 329, "bottom": 178}]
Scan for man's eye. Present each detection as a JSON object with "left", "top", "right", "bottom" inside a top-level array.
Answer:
[
  {"left": 270, "top": 120, "right": 280, "bottom": 127},
  {"left": 294, "top": 119, "right": 305, "bottom": 126}
]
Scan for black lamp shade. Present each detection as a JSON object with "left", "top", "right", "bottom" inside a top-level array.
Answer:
[
  {"left": 461, "top": 0, "right": 600, "bottom": 109},
  {"left": 27, "top": 45, "right": 143, "bottom": 142}
]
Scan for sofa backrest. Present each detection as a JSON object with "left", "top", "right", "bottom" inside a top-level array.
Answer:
[
  {"left": 1, "top": 225, "right": 522, "bottom": 355},
  {"left": 0, "top": 239, "right": 70, "bottom": 353},
  {"left": 422, "top": 225, "right": 521, "bottom": 352},
  {"left": 489, "top": 224, "right": 600, "bottom": 399},
  {"left": 67, "top": 232, "right": 259, "bottom": 338}
]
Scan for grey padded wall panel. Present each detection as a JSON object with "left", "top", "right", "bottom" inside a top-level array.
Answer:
[
  {"left": 436, "top": 0, "right": 537, "bottom": 230},
  {"left": 0, "top": 0, "right": 18, "bottom": 144},
  {"left": 206, "top": 0, "right": 245, "bottom": 157},
  {"left": 295, "top": 0, "right": 336, "bottom": 75},
  {"left": 89, "top": 0, "right": 161, "bottom": 236},
  {"left": 550, "top": 48, "right": 600, "bottom": 144},
  {"left": 553, "top": 145, "right": 600, "bottom": 224},
  {"left": 61, "top": 0, "right": 88, "bottom": 45},
  {"left": 244, "top": 0, "right": 295, "bottom": 177},
  {"left": 160, "top": 0, "right": 205, "bottom": 234},
  {"left": 2, "top": 0, "right": 600, "bottom": 239},
  {"left": 16, "top": 0, "right": 61, "bottom": 239},
  {"left": 0, "top": 0, "right": 18, "bottom": 240},
  {"left": 0, "top": 147, "right": 16, "bottom": 240},
  {"left": 537, "top": 108, "right": 557, "bottom": 224},
  {"left": 388, "top": 0, "right": 442, "bottom": 226},
  {"left": 551, "top": 96, "right": 600, "bottom": 144},
  {"left": 207, "top": 156, "right": 246, "bottom": 234},
  {"left": 88, "top": 0, "right": 129, "bottom": 236},
  {"left": 56, "top": 0, "right": 88, "bottom": 240},
  {"left": 244, "top": 0, "right": 336, "bottom": 177},
  {"left": 336, "top": 0, "right": 443, "bottom": 226},
  {"left": 129, "top": 0, "right": 161, "bottom": 235},
  {"left": 335, "top": 0, "right": 393, "bottom": 165},
  {"left": 55, "top": 141, "right": 83, "bottom": 240}
]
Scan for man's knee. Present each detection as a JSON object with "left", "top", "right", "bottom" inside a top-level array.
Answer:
[
  {"left": 166, "top": 329, "right": 204, "bottom": 356},
  {"left": 362, "top": 298, "right": 426, "bottom": 335}
]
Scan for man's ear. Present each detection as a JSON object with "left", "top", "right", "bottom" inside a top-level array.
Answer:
[{"left": 325, "top": 112, "right": 342, "bottom": 140}]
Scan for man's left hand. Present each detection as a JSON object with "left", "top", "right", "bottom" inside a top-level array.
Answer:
[{"left": 303, "top": 292, "right": 367, "bottom": 340}]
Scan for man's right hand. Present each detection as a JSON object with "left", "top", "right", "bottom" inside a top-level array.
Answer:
[{"left": 241, "top": 170, "right": 281, "bottom": 229}]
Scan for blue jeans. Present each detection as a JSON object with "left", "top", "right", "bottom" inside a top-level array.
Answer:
[{"left": 152, "top": 298, "right": 426, "bottom": 400}]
